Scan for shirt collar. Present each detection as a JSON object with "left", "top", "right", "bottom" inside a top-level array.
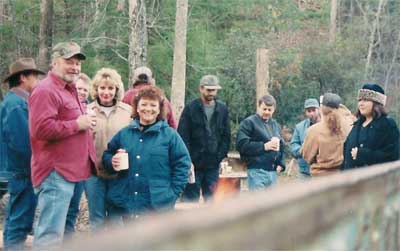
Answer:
[{"left": 10, "top": 87, "right": 30, "bottom": 101}]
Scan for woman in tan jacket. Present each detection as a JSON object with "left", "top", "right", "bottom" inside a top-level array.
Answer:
[
  {"left": 85, "top": 68, "right": 132, "bottom": 232},
  {"left": 302, "top": 93, "right": 354, "bottom": 177}
]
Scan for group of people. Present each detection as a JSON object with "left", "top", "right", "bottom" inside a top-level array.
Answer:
[
  {"left": 0, "top": 40, "right": 399, "bottom": 250},
  {"left": 291, "top": 88, "right": 399, "bottom": 178},
  {"left": 0, "top": 41, "right": 230, "bottom": 250}
]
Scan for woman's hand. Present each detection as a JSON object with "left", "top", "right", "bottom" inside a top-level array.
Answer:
[
  {"left": 276, "top": 165, "right": 283, "bottom": 173},
  {"left": 351, "top": 147, "right": 358, "bottom": 160},
  {"left": 112, "top": 149, "right": 127, "bottom": 171}
]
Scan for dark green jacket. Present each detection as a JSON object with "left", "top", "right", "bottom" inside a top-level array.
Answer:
[
  {"left": 343, "top": 116, "right": 399, "bottom": 170},
  {"left": 236, "top": 114, "right": 286, "bottom": 171}
]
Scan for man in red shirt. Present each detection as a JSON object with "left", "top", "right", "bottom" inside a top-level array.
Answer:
[
  {"left": 122, "top": 66, "right": 177, "bottom": 129},
  {"left": 29, "top": 41, "right": 96, "bottom": 250}
]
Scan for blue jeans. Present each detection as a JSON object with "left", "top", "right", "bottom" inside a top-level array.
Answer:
[
  {"left": 181, "top": 166, "right": 220, "bottom": 202},
  {"left": 64, "top": 181, "right": 84, "bottom": 239},
  {"left": 84, "top": 175, "right": 106, "bottom": 232},
  {"left": 3, "top": 178, "right": 37, "bottom": 251},
  {"left": 247, "top": 169, "right": 278, "bottom": 191},
  {"left": 33, "top": 171, "right": 75, "bottom": 251}
]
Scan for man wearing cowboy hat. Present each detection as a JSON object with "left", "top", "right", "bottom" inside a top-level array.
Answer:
[
  {"left": 0, "top": 58, "right": 44, "bottom": 250},
  {"left": 29, "top": 42, "right": 97, "bottom": 250}
]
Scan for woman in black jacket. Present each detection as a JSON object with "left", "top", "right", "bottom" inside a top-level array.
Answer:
[{"left": 343, "top": 84, "right": 399, "bottom": 170}]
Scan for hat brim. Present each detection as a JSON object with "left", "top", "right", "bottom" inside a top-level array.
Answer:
[
  {"left": 304, "top": 105, "right": 319, "bottom": 109},
  {"left": 62, "top": 52, "right": 86, "bottom": 60},
  {"left": 202, "top": 85, "right": 222, "bottom": 90},
  {"left": 3, "top": 69, "right": 46, "bottom": 83}
]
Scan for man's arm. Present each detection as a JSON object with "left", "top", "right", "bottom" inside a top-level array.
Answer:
[
  {"left": 177, "top": 106, "right": 191, "bottom": 153},
  {"left": 29, "top": 88, "right": 80, "bottom": 141}
]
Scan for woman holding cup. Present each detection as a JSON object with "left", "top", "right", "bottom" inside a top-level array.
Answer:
[
  {"left": 343, "top": 84, "right": 399, "bottom": 169},
  {"left": 103, "top": 86, "right": 191, "bottom": 221},
  {"left": 85, "top": 68, "right": 132, "bottom": 232}
]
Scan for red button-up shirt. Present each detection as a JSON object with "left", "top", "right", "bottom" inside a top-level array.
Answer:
[{"left": 29, "top": 71, "right": 96, "bottom": 187}]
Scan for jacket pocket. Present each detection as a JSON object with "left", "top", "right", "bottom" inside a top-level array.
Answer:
[{"left": 149, "top": 179, "right": 177, "bottom": 210}]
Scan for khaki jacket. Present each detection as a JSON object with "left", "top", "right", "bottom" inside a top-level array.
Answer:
[
  {"left": 302, "top": 105, "right": 354, "bottom": 176},
  {"left": 88, "top": 101, "right": 132, "bottom": 179}
]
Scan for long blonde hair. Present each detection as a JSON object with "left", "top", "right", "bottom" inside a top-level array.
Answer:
[{"left": 321, "top": 105, "right": 342, "bottom": 135}]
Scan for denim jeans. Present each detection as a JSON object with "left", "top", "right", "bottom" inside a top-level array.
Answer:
[
  {"left": 247, "top": 169, "right": 278, "bottom": 191},
  {"left": 84, "top": 175, "right": 106, "bottom": 232},
  {"left": 3, "top": 178, "right": 37, "bottom": 251},
  {"left": 33, "top": 171, "right": 75, "bottom": 251},
  {"left": 181, "top": 166, "right": 220, "bottom": 202},
  {"left": 64, "top": 181, "right": 84, "bottom": 239}
]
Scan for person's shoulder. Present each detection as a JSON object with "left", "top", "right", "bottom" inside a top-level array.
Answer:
[
  {"left": 295, "top": 119, "right": 309, "bottom": 128},
  {"left": 117, "top": 101, "right": 133, "bottom": 112},
  {"left": 379, "top": 116, "right": 398, "bottom": 129},
  {"left": 31, "top": 80, "right": 53, "bottom": 97},
  {"left": 241, "top": 114, "right": 258, "bottom": 125},
  {"left": 307, "top": 122, "right": 323, "bottom": 134}
]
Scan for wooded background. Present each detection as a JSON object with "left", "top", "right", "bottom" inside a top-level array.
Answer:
[{"left": 1, "top": 0, "right": 399, "bottom": 143}]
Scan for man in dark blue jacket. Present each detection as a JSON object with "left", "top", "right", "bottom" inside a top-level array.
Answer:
[
  {"left": 0, "top": 58, "right": 44, "bottom": 250},
  {"left": 237, "top": 94, "right": 285, "bottom": 190},
  {"left": 178, "top": 75, "right": 231, "bottom": 202}
]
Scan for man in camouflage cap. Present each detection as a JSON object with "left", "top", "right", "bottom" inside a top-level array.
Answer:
[
  {"left": 178, "top": 75, "right": 230, "bottom": 202},
  {"left": 29, "top": 41, "right": 96, "bottom": 250}
]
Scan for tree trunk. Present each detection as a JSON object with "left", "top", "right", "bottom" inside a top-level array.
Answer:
[
  {"left": 365, "top": 0, "right": 386, "bottom": 80},
  {"left": 0, "top": 0, "right": 5, "bottom": 25},
  {"left": 170, "top": 0, "right": 188, "bottom": 121},
  {"left": 38, "top": 0, "right": 53, "bottom": 71},
  {"left": 256, "top": 49, "right": 270, "bottom": 103},
  {"left": 383, "top": 30, "right": 400, "bottom": 91},
  {"left": 128, "top": 0, "right": 148, "bottom": 86},
  {"left": 329, "top": 0, "right": 338, "bottom": 43}
]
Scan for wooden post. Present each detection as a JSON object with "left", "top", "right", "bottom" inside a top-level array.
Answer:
[
  {"left": 256, "top": 49, "right": 270, "bottom": 103},
  {"left": 170, "top": 0, "right": 188, "bottom": 121}
]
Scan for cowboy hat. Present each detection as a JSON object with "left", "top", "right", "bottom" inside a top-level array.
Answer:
[{"left": 3, "top": 58, "right": 45, "bottom": 83}]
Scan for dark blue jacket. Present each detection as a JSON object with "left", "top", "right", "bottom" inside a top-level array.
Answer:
[
  {"left": 103, "top": 120, "right": 191, "bottom": 213},
  {"left": 0, "top": 89, "right": 32, "bottom": 179},
  {"left": 178, "top": 98, "right": 230, "bottom": 168},
  {"left": 237, "top": 114, "right": 286, "bottom": 171},
  {"left": 343, "top": 116, "right": 399, "bottom": 169}
]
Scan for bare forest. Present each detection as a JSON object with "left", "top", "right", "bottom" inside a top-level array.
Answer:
[{"left": 1, "top": 0, "right": 400, "bottom": 145}]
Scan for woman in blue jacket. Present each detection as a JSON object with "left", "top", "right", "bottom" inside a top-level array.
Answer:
[{"left": 102, "top": 86, "right": 191, "bottom": 221}]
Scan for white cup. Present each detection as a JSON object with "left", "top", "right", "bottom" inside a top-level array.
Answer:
[
  {"left": 117, "top": 151, "right": 129, "bottom": 171},
  {"left": 271, "top": 137, "right": 280, "bottom": 151}
]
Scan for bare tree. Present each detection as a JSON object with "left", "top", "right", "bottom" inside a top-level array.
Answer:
[
  {"left": 38, "top": 0, "right": 53, "bottom": 71},
  {"left": 128, "top": 0, "right": 148, "bottom": 86},
  {"left": 0, "top": 0, "right": 5, "bottom": 25},
  {"left": 365, "top": 0, "right": 386, "bottom": 80},
  {"left": 329, "top": 0, "right": 338, "bottom": 43},
  {"left": 170, "top": 0, "right": 188, "bottom": 120}
]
